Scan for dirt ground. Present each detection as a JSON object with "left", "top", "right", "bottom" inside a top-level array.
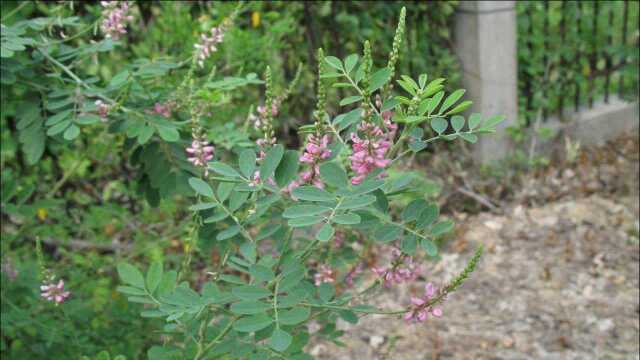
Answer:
[{"left": 308, "top": 136, "right": 640, "bottom": 359}]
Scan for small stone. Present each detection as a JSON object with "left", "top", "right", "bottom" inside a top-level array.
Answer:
[{"left": 369, "top": 335, "right": 385, "bottom": 348}]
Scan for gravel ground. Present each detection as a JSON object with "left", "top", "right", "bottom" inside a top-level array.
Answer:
[{"left": 308, "top": 137, "right": 640, "bottom": 360}]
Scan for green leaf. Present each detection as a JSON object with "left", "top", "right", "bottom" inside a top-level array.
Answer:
[
  {"left": 369, "top": 67, "right": 392, "bottom": 92},
  {"left": 278, "top": 307, "right": 310, "bottom": 325},
  {"left": 446, "top": 100, "right": 472, "bottom": 115},
  {"left": 269, "top": 329, "right": 292, "bottom": 352},
  {"left": 480, "top": 115, "right": 506, "bottom": 130},
  {"left": 291, "top": 186, "right": 334, "bottom": 202},
  {"left": 45, "top": 109, "right": 72, "bottom": 126},
  {"left": 232, "top": 285, "right": 271, "bottom": 300},
  {"left": 288, "top": 216, "right": 324, "bottom": 228},
  {"left": 338, "top": 195, "right": 376, "bottom": 210},
  {"left": 426, "top": 91, "right": 444, "bottom": 115},
  {"left": 188, "top": 177, "right": 214, "bottom": 198},
  {"left": 217, "top": 182, "right": 235, "bottom": 202},
  {"left": 431, "top": 220, "right": 454, "bottom": 236},
  {"left": 339, "top": 310, "right": 359, "bottom": 324},
  {"left": 350, "top": 180, "right": 385, "bottom": 195},
  {"left": 249, "top": 265, "right": 275, "bottom": 282},
  {"left": 259, "top": 144, "right": 284, "bottom": 180},
  {"left": 339, "top": 95, "right": 363, "bottom": 106},
  {"left": 117, "top": 263, "right": 145, "bottom": 289},
  {"left": 420, "top": 238, "right": 438, "bottom": 257},
  {"left": 189, "top": 202, "right": 217, "bottom": 211},
  {"left": 319, "top": 162, "right": 349, "bottom": 188},
  {"left": 451, "top": 115, "right": 465, "bottom": 132},
  {"left": 438, "top": 89, "right": 466, "bottom": 114},
  {"left": 156, "top": 126, "right": 180, "bottom": 142},
  {"left": 468, "top": 113, "right": 482, "bottom": 130},
  {"left": 316, "top": 223, "right": 334, "bottom": 242},
  {"left": 240, "top": 242, "right": 257, "bottom": 264},
  {"left": 417, "top": 203, "right": 439, "bottom": 228},
  {"left": 217, "top": 225, "right": 240, "bottom": 240},
  {"left": 146, "top": 261, "right": 163, "bottom": 294},
  {"left": 331, "top": 213, "right": 361, "bottom": 225},
  {"left": 230, "top": 300, "right": 271, "bottom": 315},
  {"left": 63, "top": 124, "right": 80, "bottom": 140},
  {"left": 460, "top": 133, "right": 478, "bottom": 143},
  {"left": 324, "top": 56, "right": 343, "bottom": 71},
  {"left": 344, "top": 54, "right": 359, "bottom": 73},
  {"left": 116, "top": 286, "right": 147, "bottom": 296},
  {"left": 430, "top": 117, "right": 448, "bottom": 135},
  {"left": 137, "top": 125, "right": 155, "bottom": 144},
  {"left": 157, "top": 270, "right": 177, "bottom": 296},
  {"left": 233, "top": 314, "right": 273, "bottom": 332},
  {"left": 318, "top": 283, "right": 335, "bottom": 302},
  {"left": 275, "top": 150, "right": 299, "bottom": 188},
  {"left": 401, "top": 234, "right": 418, "bottom": 255},
  {"left": 283, "top": 205, "right": 331, "bottom": 218},
  {"left": 238, "top": 149, "right": 256, "bottom": 178},
  {"left": 209, "top": 162, "right": 241, "bottom": 178},
  {"left": 374, "top": 224, "right": 403, "bottom": 243},
  {"left": 46, "top": 120, "right": 71, "bottom": 136},
  {"left": 402, "top": 199, "right": 428, "bottom": 222}
]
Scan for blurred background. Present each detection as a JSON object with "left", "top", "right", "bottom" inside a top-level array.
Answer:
[{"left": 1, "top": 1, "right": 638, "bottom": 359}]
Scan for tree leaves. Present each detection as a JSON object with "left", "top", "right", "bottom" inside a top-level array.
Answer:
[
  {"left": 188, "top": 178, "right": 214, "bottom": 198},
  {"left": 233, "top": 314, "right": 273, "bottom": 332},
  {"left": 259, "top": 144, "right": 284, "bottom": 180},
  {"left": 291, "top": 186, "right": 334, "bottom": 202},
  {"left": 117, "top": 263, "right": 145, "bottom": 289}
]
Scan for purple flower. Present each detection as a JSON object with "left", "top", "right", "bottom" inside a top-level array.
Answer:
[
  {"left": 100, "top": 1, "right": 134, "bottom": 40},
  {"left": 194, "top": 26, "right": 225, "bottom": 68},
  {"left": 285, "top": 134, "right": 332, "bottom": 195},
  {"left": 186, "top": 138, "right": 215, "bottom": 175},
  {"left": 314, "top": 264, "right": 335, "bottom": 286},
  {"left": 94, "top": 100, "right": 110, "bottom": 121},
  {"left": 41, "top": 279, "right": 71, "bottom": 304},
  {"left": 404, "top": 282, "right": 445, "bottom": 323},
  {"left": 348, "top": 119, "right": 397, "bottom": 185},
  {"left": 372, "top": 248, "right": 418, "bottom": 288}
]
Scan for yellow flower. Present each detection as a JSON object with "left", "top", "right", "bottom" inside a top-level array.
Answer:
[
  {"left": 251, "top": 11, "right": 261, "bottom": 28},
  {"left": 37, "top": 208, "right": 48, "bottom": 221}
]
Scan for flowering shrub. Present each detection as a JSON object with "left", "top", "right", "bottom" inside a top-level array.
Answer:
[{"left": 2, "top": 2, "right": 504, "bottom": 359}]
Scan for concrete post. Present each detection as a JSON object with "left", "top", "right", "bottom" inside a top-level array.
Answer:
[{"left": 454, "top": 1, "right": 518, "bottom": 163}]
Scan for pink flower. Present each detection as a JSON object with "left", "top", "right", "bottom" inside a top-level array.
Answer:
[
  {"left": 94, "top": 100, "right": 110, "bottom": 121},
  {"left": 186, "top": 138, "right": 215, "bottom": 174},
  {"left": 285, "top": 134, "right": 332, "bottom": 194},
  {"left": 348, "top": 119, "right": 397, "bottom": 185},
  {"left": 100, "top": 1, "right": 134, "bottom": 40},
  {"left": 314, "top": 264, "right": 335, "bottom": 286},
  {"left": 41, "top": 279, "right": 71, "bottom": 304},
  {"left": 404, "top": 282, "right": 445, "bottom": 323},
  {"left": 194, "top": 26, "right": 225, "bottom": 67},
  {"left": 153, "top": 102, "right": 172, "bottom": 118},
  {"left": 344, "top": 263, "right": 364, "bottom": 287},
  {"left": 372, "top": 248, "right": 418, "bottom": 288}
]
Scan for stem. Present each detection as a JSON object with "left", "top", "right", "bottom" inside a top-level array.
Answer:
[
  {"left": 1, "top": 1, "right": 28, "bottom": 21},
  {"left": 194, "top": 317, "right": 238, "bottom": 360},
  {"left": 46, "top": 157, "right": 83, "bottom": 198}
]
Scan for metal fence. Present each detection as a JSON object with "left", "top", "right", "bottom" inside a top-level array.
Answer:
[{"left": 517, "top": 0, "right": 639, "bottom": 125}]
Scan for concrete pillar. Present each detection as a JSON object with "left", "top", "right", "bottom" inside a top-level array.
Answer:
[{"left": 454, "top": 1, "right": 518, "bottom": 163}]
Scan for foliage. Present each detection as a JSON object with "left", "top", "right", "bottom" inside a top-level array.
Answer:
[{"left": 0, "top": 2, "right": 499, "bottom": 359}]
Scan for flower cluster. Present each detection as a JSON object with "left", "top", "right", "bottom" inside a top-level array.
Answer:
[
  {"left": 250, "top": 103, "right": 279, "bottom": 132},
  {"left": 94, "top": 100, "right": 110, "bottom": 120},
  {"left": 372, "top": 248, "right": 418, "bottom": 288},
  {"left": 186, "top": 134, "right": 215, "bottom": 175},
  {"left": 348, "top": 119, "right": 397, "bottom": 185},
  {"left": 404, "top": 282, "right": 444, "bottom": 323},
  {"left": 100, "top": 1, "right": 134, "bottom": 40},
  {"left": 344, "top": 263, "right": 364, "bottom": 287},
  {"left": 314, "top": 264, "right": 335, "bottom": 286},
  {"left": 194, "top": 26, "right": 225, "bottom": 68},
  {"left": 40, "top": 277, "right": 71, "bottom": 304},
  {"left": 147, "top": 102, "right": 173, "bottom": 118}
]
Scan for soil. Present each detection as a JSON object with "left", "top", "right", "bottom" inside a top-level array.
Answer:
[{"left": 308, "top": 136, "right": 640, "bottom": 359}]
